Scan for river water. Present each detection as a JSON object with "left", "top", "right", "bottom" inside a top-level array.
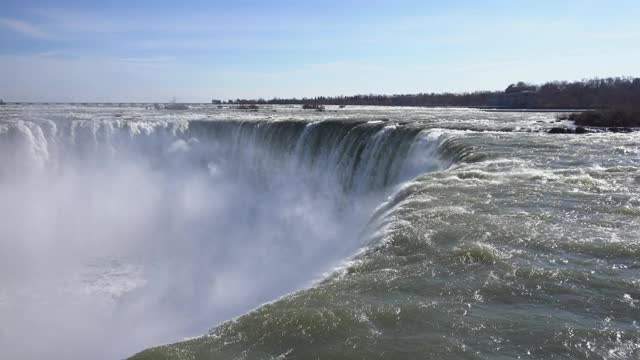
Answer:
[{"left": 0, "top": 104, "right": 638, "bottom": 359}]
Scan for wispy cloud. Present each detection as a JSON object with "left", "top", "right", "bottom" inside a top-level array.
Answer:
[{"left": 0, "top": 17, "right": 50, "bottom": 39}]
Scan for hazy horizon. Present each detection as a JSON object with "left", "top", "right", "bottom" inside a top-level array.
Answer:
[{"left": 1, "top": 0, "right": 639, "bottom": 102}]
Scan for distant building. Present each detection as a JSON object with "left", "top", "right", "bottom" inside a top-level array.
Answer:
[
  {"left": 211, "top": 99, "right": 222, "bottom": 104},
  {"left": 505, "top": 82, "right": 537, "bottom": 93}
]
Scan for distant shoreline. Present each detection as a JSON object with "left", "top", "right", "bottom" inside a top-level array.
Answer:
[
  {"left": 2, "top": 77, "right": 639, "bottom": 111},
  {"left": 0, "top": 102, "right": 613, "bottom": 115},
  {"left": 0, "top": 102, "right": 598, "bottom": 115},
  {"left": 0, "top": 102, "right": 601, "bottom": 112},
  {"left": 2, "top": 77, "right": 637, "bottom": 127}
]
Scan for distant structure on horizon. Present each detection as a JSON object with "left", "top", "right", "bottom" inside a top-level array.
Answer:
[{"left": 211, "top": 99, "right": 222, "bottom": 104}]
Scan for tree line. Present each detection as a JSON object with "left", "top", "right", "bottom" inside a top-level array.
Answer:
[{"left": 227, "top": 77, "right": 639, "bottom": 110}]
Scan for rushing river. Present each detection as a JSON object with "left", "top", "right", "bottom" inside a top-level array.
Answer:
[{"left": 0, "top": 104, "right": 638, "bottom": 359}]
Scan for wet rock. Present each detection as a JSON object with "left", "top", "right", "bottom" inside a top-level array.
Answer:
[{"left": 548, "top": 127, "right": 571, "bottom": 134}]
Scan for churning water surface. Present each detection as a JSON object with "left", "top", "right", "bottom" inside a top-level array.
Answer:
[{"left": 0, "top": 104, "right": 638, "bottom": 359}]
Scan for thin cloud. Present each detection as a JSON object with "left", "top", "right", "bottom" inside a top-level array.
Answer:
[{"left": 0, "top": 17, "right": 50, "bottom": 39}]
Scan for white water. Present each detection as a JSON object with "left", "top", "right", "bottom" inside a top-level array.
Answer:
[{"left": 0, "top": 114, "right": 445, "bottom": 359}]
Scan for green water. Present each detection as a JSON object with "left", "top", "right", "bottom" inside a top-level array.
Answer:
[
  {"left": 1, "top": 104, "right": 638, "bottom": 359},
  {"left": 129, "top": 109, "right": 639, "bottom": 359}
]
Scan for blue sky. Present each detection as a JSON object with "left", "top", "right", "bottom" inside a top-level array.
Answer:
[{"left": 1, "top": 0, "right": 639, "bottom": 102}]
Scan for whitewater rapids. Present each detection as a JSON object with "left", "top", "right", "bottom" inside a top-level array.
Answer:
[{"left": 0, "top": 104, "right": 638, "bottom": 359}]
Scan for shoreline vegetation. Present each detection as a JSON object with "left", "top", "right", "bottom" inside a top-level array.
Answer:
[
  {"left": 561, "top": 110, "right": 640, "bottom": 128},
  {"left": 228, "top": 77, "right": 639, "bottom": 129}
]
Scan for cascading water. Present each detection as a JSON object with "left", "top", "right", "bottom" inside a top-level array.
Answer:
[
  {"left": 0, "top": 113, "right": 451, "bottom": 360},
  {"left": 6, "top": 105, "right": 636, "bottom": 360}
]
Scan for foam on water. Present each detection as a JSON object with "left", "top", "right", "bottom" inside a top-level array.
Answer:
[
  {"left": 1, "top": 104, "right": 639, "bottom": 360},
  {"left": 127, "top": 107, "right": 639, "bottom": 360},
  {"left": 0, "top": 106, "right": 453, "bottom": 359}
]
